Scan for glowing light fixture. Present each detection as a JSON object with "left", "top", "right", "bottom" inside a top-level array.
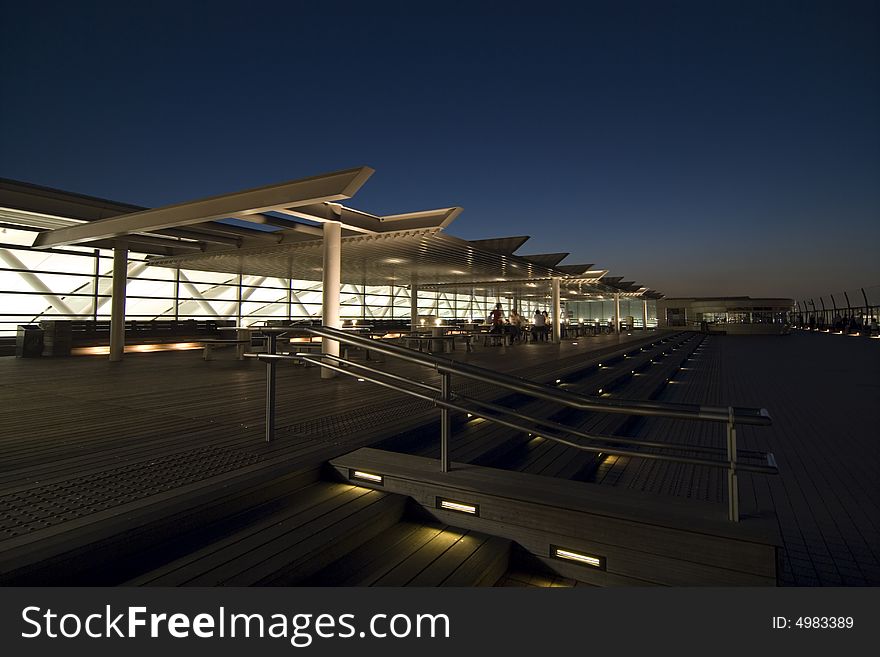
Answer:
[
  {"left": 350, "top": 469, "right": 384, "bottom": 485},
  {"left": 437, "top": 497, "right": 479, "bottom": 516},
  {"left": 551, "top": 546, "right": 605, "bottom": 570}
]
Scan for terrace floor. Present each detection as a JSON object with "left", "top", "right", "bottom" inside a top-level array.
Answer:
[
  {"left": 600, "top": 331, "right": 879, "bottom": 585},
  {"left": 0, "top": 331, "right": 653, "bottom": 572},
  {"left": 0, "top": 329, "right": 876, "bottom": 586}
]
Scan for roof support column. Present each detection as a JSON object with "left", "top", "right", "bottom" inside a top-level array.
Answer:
[
  {"left": 551, "top": 277, "right": 561, "bottom": 343},
  {"left": 643, "top": 299, "right": 649, "bottom": 331},
  {"left": 614, "top": 292, "right": 621, "bottom": 335},
  {"left": 321, "top": 221, "right": 341, "bottom": 379},
  {"left": 109, "top": 241, "right": 128, "bottom": 362},
  {"left": 410, "top": 281, "right": 419, "bottom": 333}
]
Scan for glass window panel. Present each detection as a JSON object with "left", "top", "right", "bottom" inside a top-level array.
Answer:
[
  {"left": 125, "top": 298, "right": 175, "bottom": 318},
  {"left": 364, "top": 294, "right": 393, "bottom": 307},
  {"left": 125, "top": 279, "right": 175, "bottom": 298},
  {"left": 139, "top": 266, "right": 176, "bottom": 281},
  {"left": 0, "top": 270, "right": 39, "bottom": 293},
  {"left": 242, "top": 286, "right": 287, "bottom": 303},
  {"left": 179, "top": 269, "right": 237, "bottom": 284},
  {"left": 2, "top": 247, "right": 95, "bottom": 275},
  {"left": 291, "top": 303, "right": 322, "bottom": 317},
  {"left": 0, "top": 293, "right": 52, "bottom": 316},
  {"left": 173, "top": 299, "right": 226, "bottom": 318},
  {"left": 292, "top": 290, "right": 322, "bottom": 305},
  {"left": 241, "top": 301, "right": 289, "bottom": 318},
  {"left": 291, "top": 279, "right": 321, "bottom": 290},
  {"left": 177, "top": 283, "right": 236, "bottom": 301}
]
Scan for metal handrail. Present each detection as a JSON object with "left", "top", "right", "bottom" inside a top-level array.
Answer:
[
  {"left": 249, "top": 325, "right": 777, "bottom": 521},
  {"left": 259, "top": 351, "right": 769, "bottom": 463},
  {"left": 310, "top": 325, "right": 770, "bottom": 425}
]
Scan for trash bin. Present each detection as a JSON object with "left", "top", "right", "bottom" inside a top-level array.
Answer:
[
  {"left": 40, "top": 320, "right": 72, "bottom": 356},
  {"left": 15, "top": 325, "right": 44, "bottom": 358}
]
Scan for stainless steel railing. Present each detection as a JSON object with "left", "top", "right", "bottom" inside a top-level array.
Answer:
[{"left": 248, "top": 325, "right": 777, "bottom": 521}]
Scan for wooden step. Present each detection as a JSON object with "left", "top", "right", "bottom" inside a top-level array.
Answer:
[
  {"left": 303, "top": 520, "right": 511, "bottom": 587},
  {"left": 129, "top": 481, "right": 407, "bottom": 586}
]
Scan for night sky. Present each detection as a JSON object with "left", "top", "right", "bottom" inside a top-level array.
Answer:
[{"left": 1, "top": 1, "right": 878, "bottom": 299}]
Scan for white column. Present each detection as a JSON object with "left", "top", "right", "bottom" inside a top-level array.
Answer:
[
  {"left": 410, "top": 281, "right": 419, "bottom": 332},
  {"left": 551, "top": 277, "right": 561, "bottom": 343},
  {"left": 614, "top": 292, "right": 621, "bottom": 335},
  {"left": 643, "top": 299, "right": 649, "bottom": 330},
  {"left": 321, "top": 221, "right": 341, "bottom": 379},
  {"left": 109, "top": 242, "right": 128, "bottom": 362}
]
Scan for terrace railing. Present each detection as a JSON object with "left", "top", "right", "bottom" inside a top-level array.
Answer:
[{"left": 248, "top": 325, "right": 777, "bottom": 522}]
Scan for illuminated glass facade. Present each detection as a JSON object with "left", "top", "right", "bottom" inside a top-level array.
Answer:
[{"left": 2, "top": 224, "right": 657, "bottom": 337}]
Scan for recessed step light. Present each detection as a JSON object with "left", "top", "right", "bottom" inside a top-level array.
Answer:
[
  {"left": 350, "top": 469, "right": 384, "bottom": 485},
  {"left": 437, "top": 497, "right": 479, "bottom": 516},
  {"left": 551, "top": 546, "right": 606, "bottom": 570}
]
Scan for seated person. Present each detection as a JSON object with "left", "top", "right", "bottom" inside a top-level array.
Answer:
[
  {"left": 533, "top": 309, "right": 547, "bottom": 341},
  {"left": 508, "top": 308, "right": 525, "bottom": 342}
]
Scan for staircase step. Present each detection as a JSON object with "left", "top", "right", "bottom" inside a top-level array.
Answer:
[
  {"left": 305, "top": 520, "right": 511, "bottom": 587},
  {"left": 128, "top": 481, "right": 407, "bottom": 586}
]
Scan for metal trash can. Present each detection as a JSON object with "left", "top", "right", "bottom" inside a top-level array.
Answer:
[
  {"left": 15, "top": 324, "right": 44, "bottom": 358},
  {"left": 40, "top": 320, "right": 72, "bottom": 356}
]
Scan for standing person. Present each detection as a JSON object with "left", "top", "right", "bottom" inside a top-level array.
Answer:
[
  {"left": 489, "top": 303, "right": 505, "bottom": 334},
  {"left": 542, "top": 310, "right": 551, "bottom": 341}
]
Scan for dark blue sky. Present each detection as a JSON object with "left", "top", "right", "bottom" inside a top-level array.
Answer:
[{"left": 2, "top": 1, "right": 878, "bottom": 298}]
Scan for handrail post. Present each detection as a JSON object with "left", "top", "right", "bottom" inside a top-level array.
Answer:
[
  {"left": 440, "top": 371, "right": 451, "bottom": 472},
  {"left": 727, "top": 406, "right": 739, "bottom": 521},
  {"left": 265, "top": 332, "right": 278, "bottom": 443}
]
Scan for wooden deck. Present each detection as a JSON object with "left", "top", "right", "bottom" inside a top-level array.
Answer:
[
  {"left": 0, "top": 331, "right": 661, "bottom": 583},
  {"left": 602, "top": 332, "right": 880, "bottom": 586},
  {"left": 1, "top": 329, "right": 875, "bottom": 586}
]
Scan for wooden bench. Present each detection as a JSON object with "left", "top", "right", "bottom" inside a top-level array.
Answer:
[
  {"left": 402, "top": 334, "right": 457, "bottom": 353},
  {"left": 38, "top": 319, "right": 235, "bottom": 356}
]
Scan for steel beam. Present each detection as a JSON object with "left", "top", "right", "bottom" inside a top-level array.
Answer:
[{"left": 32, "top": 166, "right": 374, "bottom": 247}]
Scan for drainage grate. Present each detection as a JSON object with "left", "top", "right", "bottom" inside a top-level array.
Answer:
[{"left": 0, "top": 445, "right": 262, "bottom": 539}]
